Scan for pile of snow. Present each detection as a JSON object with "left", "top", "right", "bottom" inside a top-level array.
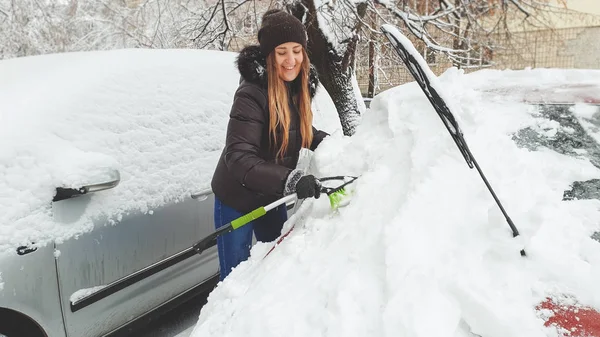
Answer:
[
  {"left": 0, "top": 48, "right": 341, "bottom": 257},
  {"left": 191, "top": 68, "right": 600, "bottom": 337},
  {"left": 69, "top": 285, "right": 107, "bottom": 303}
]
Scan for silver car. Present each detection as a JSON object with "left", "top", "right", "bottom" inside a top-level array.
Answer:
[
  {"left": 0, "top": 49, "right": 239, "bottom": 337},
  {"left": 0, "top": 170, "right": 221, "bottom": 337}
]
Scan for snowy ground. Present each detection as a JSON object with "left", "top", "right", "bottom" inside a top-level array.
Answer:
[{"left": 190, "top": 67, "right": 600, "bottom": 337}]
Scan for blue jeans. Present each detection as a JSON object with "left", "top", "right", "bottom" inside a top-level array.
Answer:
[{"left": 214, "top": 197, "right": 288, "bottom": 280}]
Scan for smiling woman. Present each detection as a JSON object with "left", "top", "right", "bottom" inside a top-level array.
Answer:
[
  {"left": 273, "top": 42, "right": 304, "bottom": 82},
  {"left": 210, "top": 9, "right": 330, "bottom": 281}
]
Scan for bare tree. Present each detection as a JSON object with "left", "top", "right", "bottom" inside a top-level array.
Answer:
[
  {"left": 184, "top": 0, "right": 559, "bottom": 135},
  {"left": 0, "top": 0, "right": 204, "bottom": 59},
  {"left": 370, "top": 0, "right": 562, "bottom": 68},
  {"left": 289, "top": 0, "right": 366, "bottom": 136},
  {"left": 0, "top": 0, "right": 564, "bottom": 136}
]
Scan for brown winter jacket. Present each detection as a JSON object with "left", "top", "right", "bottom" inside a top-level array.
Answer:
[{"left": 211, "top": 45, "right": 329, "bottom": 213}]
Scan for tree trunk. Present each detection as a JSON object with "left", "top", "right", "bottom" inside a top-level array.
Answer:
[
  {"left": 452, "top": 0, "right": 461, "bottom": 68},
  {"left": 367, "top": 11, "right": 377, "bottom": 98},
  {"left": 367, "top": 39, "right": 376, "bottom": 98},
  {"left": 290, "top": 0, "right": 360, "bottom": 136}
]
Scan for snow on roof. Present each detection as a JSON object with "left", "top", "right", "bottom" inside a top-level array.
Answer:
[
  {"left": 468, "top": 68, "right": 600, "bottom": 104},
  {"left": 0, "top": 49, "right": 239, "bottom": 255}
]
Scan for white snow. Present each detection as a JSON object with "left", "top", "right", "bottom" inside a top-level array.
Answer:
[
  {"left": 70, "top": 285, "right": 107, "bottom": 303},
  {"left": 2, "top": 39, "right": 600, "bottom": 337},
  {"left": 351, "top": 74, "right": 367, "bottom": 114},
  {"left": 0, "top": 48, "right": 341, "bottom": 259},
  {"left": 573, "top": 104, "right": 599, "bottom": 120},
  {"left": 0, "top": 49, "right": 237, "bottom": 255},
  {"left": 313, "top": 0, "right": 338, "bottom": 49},
  {"left": 190, "top": 66, "right": 600, "bottom": 337},
  {"left": 573, "top": 104, "right": 600, "bottom": 145}
]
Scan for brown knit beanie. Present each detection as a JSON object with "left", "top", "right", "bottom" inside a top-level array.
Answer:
[{"left": 258, "top": 9, "right": 307, "bottom": 57}]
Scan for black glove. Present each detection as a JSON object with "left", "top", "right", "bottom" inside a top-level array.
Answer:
[{"left": 295, "top": 175, "right": 321, "bottom": 199}]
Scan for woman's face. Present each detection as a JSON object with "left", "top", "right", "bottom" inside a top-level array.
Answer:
[{"left": 274, "top": 42, "right": 303, "bottom": 82}]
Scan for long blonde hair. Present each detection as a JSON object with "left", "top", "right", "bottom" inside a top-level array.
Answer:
[{"left": 266, "top": 49, "right": 314, "bottom": 160}]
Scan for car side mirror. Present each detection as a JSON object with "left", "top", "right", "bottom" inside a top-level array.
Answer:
[{"left": 53, "top": 169, "right": 121, "bottom": 202}]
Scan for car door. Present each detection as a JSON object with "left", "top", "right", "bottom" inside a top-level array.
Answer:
[{"left": 53, "top": 187, "right": 218, "bottom": 337}]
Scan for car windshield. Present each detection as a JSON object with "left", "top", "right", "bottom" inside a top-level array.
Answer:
[{"left": 513, "top": 103, "right": 600, "bottom": 201}]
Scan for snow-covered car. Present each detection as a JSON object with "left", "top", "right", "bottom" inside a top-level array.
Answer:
[
  {"left": 0, "top": 49, "right": 241, "bottom": 337},
  {"left": 190, "top": 67, "right": 600, "bottom": 337},
  {"left": 479, "top": 74, "right": 600, "bottom": 205}
]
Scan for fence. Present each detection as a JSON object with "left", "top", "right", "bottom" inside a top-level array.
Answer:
[
  {"left": 355, "top": 25, "right": 600, "bottom": 96},
  {"left": 225, "top": 21, "right": 600, "bottom": 97}
]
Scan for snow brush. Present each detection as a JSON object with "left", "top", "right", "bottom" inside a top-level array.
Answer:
[
  {"left": 192, "top": 175, "right": 358, "bottom": 256},
  {"left": 262, "top": 175, "right": 358, "bottom": 259},
  {"left": 319, "top": 176, "right": 358, "bottom": 209}
]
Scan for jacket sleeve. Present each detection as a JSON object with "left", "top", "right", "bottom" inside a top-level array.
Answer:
[
  {"left": 223, "top": 86, "right": 291, "bottom": 197},
  {"left": 310, "top": 126, "right": 329, "bottom": 151}
]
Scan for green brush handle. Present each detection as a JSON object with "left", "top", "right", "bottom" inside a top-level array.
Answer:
[{"left": 231, "top": 207, "right": 267, "bottom": 229}]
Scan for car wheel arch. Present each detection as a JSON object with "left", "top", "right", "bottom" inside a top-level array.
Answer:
[{"left": 0, "top": 307, "right": 48, "bottom": 337}]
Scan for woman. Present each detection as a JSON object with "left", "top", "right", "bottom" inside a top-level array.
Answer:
[{"left": 210, "top": 9, "right": 329, "bottom": 280}]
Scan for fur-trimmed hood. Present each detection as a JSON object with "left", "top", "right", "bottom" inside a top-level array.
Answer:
[{"left": 235, "top": 45, "right": 320, "bottom": 98}]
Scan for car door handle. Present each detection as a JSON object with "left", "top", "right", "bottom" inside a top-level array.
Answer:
[
  {"left": 17, "top": 244, "right": 38, "bottom": 255},
  {"left": 53, "top": 169, "right": 121, "bottom": 202}
]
